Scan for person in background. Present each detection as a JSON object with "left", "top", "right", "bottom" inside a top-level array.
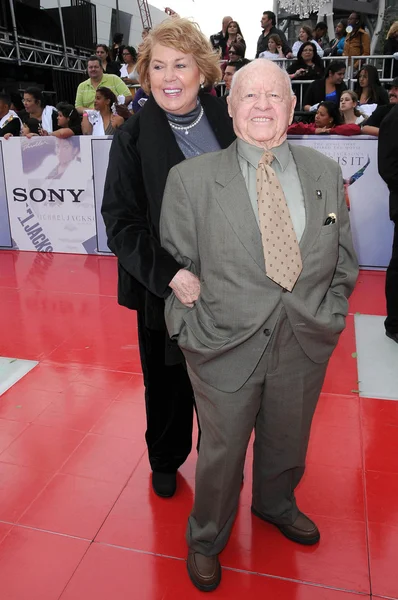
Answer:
[
  {"left": 111, "top": 32, "right": 124, "bottom": 63},
  {"left": 0, "top": 93, "right": 21, "bottom": 137},
  {"left": 131, "top": 87, "right": 149, "bottom": 113},
  {"left": 303, "top": 61, "right": 347, "bottom": 111},
  {"left": 313, "top": 22, "right": 328, "bottom": 48},
  {"left": 343, "top": 12, "right": 370, "bottom": 66},
  {"left": 256, "top": 10, "right": 292, "bottom": 58},
  {"left": 288, "top": 100, "right": 361, "bottom": 135},
  {"left": 259, "top": 34, "right": 286, "bottom": 60},
  {"left": 326, "top": 20, "right": 347, "bottom": 56},
  {"left": 101, "top": 18, "right": 235, "bottom": 500},
  {"left": 120, "top": 46, "right": 139, "bottom": 84},
  {"left": 340, "top": 91, "right": 367, "bottom": 125},
  {"left": 222, "top": 60, "right": 246, "bottom": 97},
  {"left": 224, "top": 20, "right": 245, "bottom": 59},
  {"left": 355, "top": 64, "right": 389, "bottom": 106},
  {"left": 160, "top": 58, "right": 358, "bottom": 593},
  {"left": 362, "top": 77, "right": 398, "bottom": 136},
  {"left": 40, "top": 103, "right": 82, "bottom": 138},
  {"left": 96, "top": 44, "right": 121, "bottom": 76},
  {"left": 81, "top": 87, "right": 128, "bottom": 135},
  {"left": 383, "top": 21, "right": 398, "bottom": 80},
  {"left": 210, "top": 15, "right": 232, "bottom": 56},
  {"left": 292, "top": 25, "right": 324, "bottom": 57},
  {"left": 75, "top": 56, "right": 132, "bottom": 113},
  {"left": 228, "top": 42, "right": 249, "bottom": 64},
  {"left": 287, "top": 42, "right": 324, "bottom": 81},
  {"left": 21, "top": 87, "right": 58, "bottom": 133},
  {"left": 378, "top": 104, "right": 398, "bottom": 344},
  {"left": 9, "top": 92, "right": 24, "bottom": 113}
]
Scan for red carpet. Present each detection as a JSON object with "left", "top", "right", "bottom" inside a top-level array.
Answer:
[{"left": 0, "top": 250, "right": 396, "bottom": 599}]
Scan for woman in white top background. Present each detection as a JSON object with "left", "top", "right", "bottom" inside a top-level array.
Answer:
[
  {"left": 120, "top": 46, "right": 139, "bottom": 84},
  {"left": 81, "top": 87, "right": 129, "bottom": 136},
  {"left": 340, "top": 90, "right": 367, "bottom": 125},
  {"left": 292, "top": 25, "right": 324, "bottom": 57}
]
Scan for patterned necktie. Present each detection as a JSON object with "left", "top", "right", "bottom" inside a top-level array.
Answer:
[{"left": 256, "top": 150, "right": 303, "bottom": 292}]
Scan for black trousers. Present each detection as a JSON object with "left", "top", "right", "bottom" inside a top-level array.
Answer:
[
  {"left": 137, "top": 311, "right": 196, "bottom": 473},
  {"left": 385, "top": 220, "right": 398, "bottom": 334}
]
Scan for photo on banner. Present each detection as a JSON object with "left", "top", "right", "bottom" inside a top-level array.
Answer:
[
  {"left": 91, "top": 137, "right": 113, "bottom": 254},
  {"left": 0, "top": 141, "right": 12, "bottom": 248},
  {"left": 290, "top": 136, "right": 393, "bottom": 268},
  {"left": 3, "top": 136, "right": 97, "bottom": 253}
]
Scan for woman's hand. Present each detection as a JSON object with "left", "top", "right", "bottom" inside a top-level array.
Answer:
[
  {"left": 111, "top": 114, "right": 124, "bottom": 129},
  {"left": 3, "top": 133, "right": 13, "bottom": 140},
  {"left": 315, "top": 127, "right": 331, "bottom": 134},
  {"left": 39, "top": 129, "right": 49, "bottom": 136},
  {"left": 295, "top": 68, "right": 307, "bottom": 77},
  {"left": 25, "top": 133, "right": 39, "bottom": 139},
  {"left": 236, "top": 33, "right": 243, "bottom": 42},
  {"left": 169, "top": 269, "right": 200, "bottom": 308}
]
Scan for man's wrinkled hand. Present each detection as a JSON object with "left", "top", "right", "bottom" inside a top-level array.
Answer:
[{"left": 169, "top": 269, "right": 200, "bottom": 307}]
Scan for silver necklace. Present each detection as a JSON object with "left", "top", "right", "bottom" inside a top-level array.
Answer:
[{"left": 169, "top": 106, "right": 204, "bottom": 135}]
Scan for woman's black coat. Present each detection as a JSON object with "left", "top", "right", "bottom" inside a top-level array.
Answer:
[
  {"left": 303, "top": 78, "right": 347, "bottom": 108},
  {"left": 101, "top": 92, "right": 236, "bottom": 332}
]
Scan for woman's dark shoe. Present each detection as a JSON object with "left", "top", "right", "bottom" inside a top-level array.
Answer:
[{"left": 152, "top": 471, "right": 177, "bottom": 498}]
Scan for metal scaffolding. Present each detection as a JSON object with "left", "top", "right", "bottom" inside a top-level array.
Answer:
[
  {"left": 137, "top": 0, "right": 153, "bottom": 30},
  {"left": 0, "top": 30, "right": 91, "bottom": 72}
]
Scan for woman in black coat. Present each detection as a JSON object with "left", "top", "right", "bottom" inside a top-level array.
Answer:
[
  {"left": 102, "top": 18, "right": 235, "bottom": 498},
  {"left": 303, "top": 60, "right": 347, "bottom": 111}
]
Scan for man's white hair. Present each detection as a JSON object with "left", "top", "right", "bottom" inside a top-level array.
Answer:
[{"left": 229, "top": 58, "right": 295, "bottom": 99}]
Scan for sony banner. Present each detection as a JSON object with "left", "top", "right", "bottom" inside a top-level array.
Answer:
[
  {"left": 290, "top": 136, "right": 393, "bottom": 268},
  {"left": 0, "top": 142, "right": 12, "bottom": 248},
  {"left": 3, "top": 136, "right": 97, "bottom": 254}
]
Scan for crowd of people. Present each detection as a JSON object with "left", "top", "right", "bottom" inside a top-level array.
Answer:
[{"left": 0, "top": 10, "right": 397, "bottom": 140}]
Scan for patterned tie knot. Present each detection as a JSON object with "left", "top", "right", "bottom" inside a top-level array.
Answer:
[{"left": 259, "top": 151, "right": 275, "bottom": 167}]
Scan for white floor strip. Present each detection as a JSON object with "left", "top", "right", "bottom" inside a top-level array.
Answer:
[
  {"left": 0, "top": 357, "right": 38, "bottom": 396},
  {"left": 355, "top": 315, "right": 398, "bottom": 400}
]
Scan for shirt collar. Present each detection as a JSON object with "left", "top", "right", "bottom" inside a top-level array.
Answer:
[{"left": 237, "top": 138, "right": 290, "bottom": 172}]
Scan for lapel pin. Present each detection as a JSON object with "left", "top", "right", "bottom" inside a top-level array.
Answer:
[{"left": 316, "top": 190, "right": 322, "bottom": 199}]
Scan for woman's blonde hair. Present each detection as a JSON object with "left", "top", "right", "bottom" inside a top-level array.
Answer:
[
  {"left": 387, "top": 21, "right": 398, "bottom": 40},
  {"left": 137, "top": 17, "right": 221, "bottom": 94}
]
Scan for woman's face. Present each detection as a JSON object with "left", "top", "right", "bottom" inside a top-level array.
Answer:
[
  {"left": 23, "top": 93, "right": 39, "bottom": 114},
  {"left": 148, "top": 44, "right": 203, "bottom": 115},
  {"left": 330, "top": 68, "right": 346, "bottom": 85},
  {"left": 228, "top": 47, "right": 239, "bottom": 59},
  {"left": 96, "top": 47, "right": 107, "bottom": 61},
  {"left": 299, "top": 28, "right": 308, "bottom": 42},
  {"left": 22, "top": 123, "right": 30, "bottom": 136},
  {"left": 301, "top": 44, "right": 314, "bottom": 62},
  {"left": 268, "top": 39, "right": 277, "bottom": 52},
  {"left": 335, "top": 23, "right": 344, "bottom": 36},
  {"left": 122, "top": 49, "right": 133, "bottom": 64},
  {"left": 94, "top": 92, "right": 109, "bottom": 112},
  {"left": 358, "top": 70, "right": 369, "bottom": 87},
  {"left": 57, "top": 112, "right": 68, "bottom": 127},
  {"left": 315, "top": 105, "right": 333, "bottom": 128},
  {"left": 228, "top": 22, "right": 238, "bottom": 35},
  {"left": 340, "top": 93, "right": 355, "bottom": 112}
]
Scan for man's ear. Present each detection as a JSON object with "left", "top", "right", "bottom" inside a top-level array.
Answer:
[
  {"left": 227, "top": 95, "right": 232, "bottom": 118},
  {"left": 289, "top": 94, "right": 297, "bottom": 125}
]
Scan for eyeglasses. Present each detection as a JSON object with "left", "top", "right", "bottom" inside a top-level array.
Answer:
[
  {"left": 229, "top": 51, "right": 238, "bottom": 55},
  {"left": 122, "top": 52, "right": 131, "bottom": 56},
  {"left": 240, "top": 91, "right": 283, "bottom": 104}
]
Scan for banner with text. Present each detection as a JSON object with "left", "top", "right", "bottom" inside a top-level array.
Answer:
[{"left": 290, "top": 136, "right": 394, "bottom": 268}]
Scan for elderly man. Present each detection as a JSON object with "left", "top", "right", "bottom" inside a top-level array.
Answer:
[
  {"left": 75, "top": 55, "right": 131, "bottom": 114},
  {"left": 160, "top": 59, "right": 358, "bottom": 592}
]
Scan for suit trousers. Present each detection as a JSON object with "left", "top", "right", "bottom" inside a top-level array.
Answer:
[
  {"left": 186, "top": 309, "right": 329, "bottom": 556},
  {"left": 137, "top": 311, "right": 196, "bottom": 473},
  {"left": 385, "top": 220, "right": 398, "bottom": 334}
]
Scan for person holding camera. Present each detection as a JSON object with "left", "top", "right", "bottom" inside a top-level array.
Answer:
[{"left": 287, "top": 42, "right": 324, "bottom": 107}]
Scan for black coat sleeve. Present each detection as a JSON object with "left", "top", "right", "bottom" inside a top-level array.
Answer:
[
  {"left": 101, "top": 125, "right": 182, "bottom": 299},
  {"left": 0, "top": 118, "right": 21, "bottom": 137},
  {"left": 303, "top": 80, "right": 322, "bottom": 107},
  {"left": 378, "top": 106, "right": 398, "bottom": 191}
]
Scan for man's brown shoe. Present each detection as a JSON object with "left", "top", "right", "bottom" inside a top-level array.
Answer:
[
  {"left": 252, "top": 507, "right": 320, "bottom": 545},
  {"left": 187, "top": 550, "right": 221, "bottom": 592}
]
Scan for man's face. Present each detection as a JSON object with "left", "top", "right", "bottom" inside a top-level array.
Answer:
[
  {"left": 389, "top": 87, "right": 398, "bottom": 104},
  {"left": 228, "top": 63, "right": 296, "bottom": 149},
  {"left": 222, "top": 16, "right": 233, "bottom": 31},
  {"left": 261, "top": 14, "right": 270, "bottom": 29},
  {"left": 88, "top": 60, "right": 102, "bottom": 80},
  {"left": 347, "top": 13, "right": 359, "bottom": 27},
  {"left": 224, "top": 66, "right": 237, "bottom": 91}
]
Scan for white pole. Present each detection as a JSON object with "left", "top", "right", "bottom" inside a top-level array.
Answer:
[{"left": 371, "top": 0, "right": 386, "bottom": 55}]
